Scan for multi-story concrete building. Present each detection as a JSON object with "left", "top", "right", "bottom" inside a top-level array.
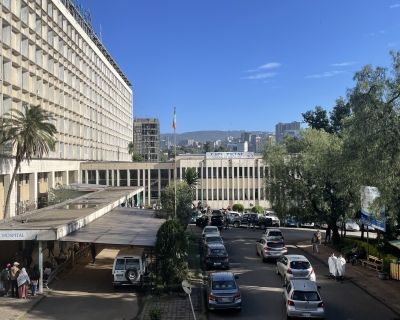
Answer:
[
  {"left": 275, "top": 121, "right": 301, "bottom": 143},
  {"left": 80, "top": 152, "right": 270, "bottom": 209},
  {"left": 133, "top": 118, "right": 160, "bottom": 162},
  {"left": 0, "top": 0, "right": 133, "bottom": 217}
]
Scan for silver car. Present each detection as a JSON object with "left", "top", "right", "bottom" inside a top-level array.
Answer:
[
  {"left": 202, "top": 234, "right": 224, "bottom": 252},
  {"left": 263, "top": 228, "right": 284, "bottom": 240},
  {"left": 282, "top": 280, "right": 325, "bottom": 319},
  {"left": 206, "top": 272, "right": 241, "bottom": 311},
  {"left": 256, "top": 237, "right": 287, "bottom": 261},
  {"left": 202, "top": 226, "right": 220, "bottom": 238},
  {"left": 276, "top": 255, "right": 316, "bottom": 284}
]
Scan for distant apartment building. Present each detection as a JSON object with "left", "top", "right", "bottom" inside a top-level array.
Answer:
[
  {"left": 179, "top": 139, "right": 196, "bottom": 147},
  {"left": 133, "top": 118, "right": 160, "bottom": 162},
  {"left": 275, "top": 121, "right": 301, "bottom": 143},
  {"left": 160, "top": 136, "right": 171, "bottom": 149},
  {"left": 241, "top": 132, "right": 251, "bottom": 142},
  {"left": 228, "top": 142, "right": 248, "bottom": 152}
]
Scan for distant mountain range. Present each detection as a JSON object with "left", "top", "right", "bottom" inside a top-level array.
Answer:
[{"left": 161, "top": 130, "right": 272, "bottom": 143}]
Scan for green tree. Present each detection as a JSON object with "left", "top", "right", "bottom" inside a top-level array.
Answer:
[
  {"left": 203, "top": 141, "right": 213, "bottom": 152},
  {"left": 252, "top": 205, "right": 264, "bottom": 213},
  {"left": 0, "top": 105, "right": 57, "bottom": 219},
  {"left": 302, "top": 106, "right": 330, "bottom": 132},
  {"left": 264, "top": 129, "right": 358, "bottom": 243},
  {"left": 214, "top": 145, "right": 227, "bottom": 152},
  {"left": 183, "top": 167, "right": 199, "bottom": 189},
  {"left": 127, "top": 141, "right": 135, "bottom": 156},
  {"left": 232, "top": 204, "right": 244, "bottom": 213},
  {"left": 45, "top": 183, "right": 81, "bottom": 207},
  {"left": 160, "top": 181, "right": 193, "bottom": 226},
  {"left": 127, "top": 141, "right": 144, "bottom": 162},
  {"left": 156, "top": 220, "right": 188, "bottom": 284},
  {"left": 131, "top": 153, "right": 144, "bottom": 162}
]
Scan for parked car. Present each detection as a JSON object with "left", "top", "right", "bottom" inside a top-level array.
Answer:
[
  {"left": 282, "top": 280, "right": 325, "bottom": 319},
  {"left": 202, "top": 226, "right": 220, "bottom": 238},
  {"left": 337, "top": 220, "right": 360, "bottom": 231},
  {"left": 196, "top": 215, "right": 209, "bottom": 228},
  {"left": 210, "top": 214, "right": 224, "bottom": 231},
  {"left": 255, "top": 237, "right": 287, "bottom": 261},
  {"left": 190, "top": 210, "right": 203, "bottom": 223},
  {"left": 262, "top": 228, "right": 284, "bottom": 240},
  {"left": 202, "top": 234, "right": 224, "bottom": 251},
  {"left": 285, "top": 218, "right": 299, "bottom": 228},
  {"left": 212, "top": 209, "right": 223, "bottom": 216},
  {"left": 276, "top": 255, "right": 316, "bottom": 284},
  {"left": 264, "top": 211, "right": 280, "bottom": 227},
  {"left": 231, "top": 213, "right": 272, "bottom": 230},
  {"left": 206, "top": 272, "right": 241, "bottom": 311},
  {"left": 300, "top": 222, "right": 315, "bottom": 228},
  {"left": 204, "top": 244, "right": 229, "bottom": 270}
]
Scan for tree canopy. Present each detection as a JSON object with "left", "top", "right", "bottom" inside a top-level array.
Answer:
[{"left": 183, "top": 167, "right": 199, "bottom": 189}]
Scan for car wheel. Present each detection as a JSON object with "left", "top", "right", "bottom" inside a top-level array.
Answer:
[
  {"left": 125, "top": 267, "right": 139, "bottom": 282},
  {"left": 259, "top": 223, "right": 266, "bottom": 230},
  {"left": 234, "top": 222, "right": 240, "bottom": 228}
]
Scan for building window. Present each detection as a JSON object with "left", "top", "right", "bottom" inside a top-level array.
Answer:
[
  {"left": 255, "top": 188, "right": 259, "bottom": 200},
  {"left": 250, "top": 188, "right": 253, "bottom": 200},
  {"left": 208, "top": 167, "right": 211, "bottom": 178},
  {"left": 260, "top": 188, "right": 264, "bottom": 200},
  {"left": 239, "top": 167, "right": 242, "bottom": 178},
  {"left": 198, "top": 189, "right": 201, "bottom": 200},
  {"left": 239, "top": 189, "right": 243, "bottom": 200},
  {"left": 244, "top": 189, "right": 248, "bottom": 200},
  {"left": 203, "top": 167, "right": 206, "bottom": 179},
  {"left": 255, "top": 167, "right": 258, "bottom": 178},
  {"left": 234, "top": 167, "right": 237, "bottom": 178},
  {"left": 218, "top": 167, "right": 222, "bottom": 178},
  {"left": 229, "top": 167, "right": 232, "bottom": 178},
  {"left": 203, "top": 189, "right": 207, "bottom": 200},
  {"left": 260, "top": 167, "right": 264, "bottom": 178},
  {"left": 213, "top": 189, "right": 217, "bottom": 200},
  {"left": 229, "top": 189, "right": 232, "bottom": 200},
  {"left": 234, "top": 189, "right": 238, "bottom": 200},
  {"left": 250, "top": 167, "right": 253, "bottom": 178},
  {"left": 218, "top": 189, "right": 222, "bottom": 200},
  {"left": 244, "top": 167, "right": 248, "bottom": 178},
  {"left": 223, "top": 167, "right": 227, "bottom": 178},
  {"left": 197, "top": 167, "right": 201, "bottom": 178},
  {"left": 208, "top": 189, "right": 212, "bottom": 200},
  {"left": 25, "top": 174, "right": 29, "bottom": 185}
]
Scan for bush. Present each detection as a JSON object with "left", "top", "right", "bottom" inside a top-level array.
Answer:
[
  {"left": 232, "top": 204, "right": 244, "bottom": 213},
  {"left": 252, "top": 205, "right": 264, "bottom": 213},
  {"left": 149, "top": 307, "right": 163, "bottom": 320}
]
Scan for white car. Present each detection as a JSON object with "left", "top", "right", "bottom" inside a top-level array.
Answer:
[
  {"left": 264, "top": 211, "right": 280, "bottom": 227},
  {"left": 337, "top": 220, "right": 360, "bottom": 231},
  {"left": 300, "top": 222, "right": 315, "bottom": 228},
  {"left": 276, "top": 255, "right": 316, "bottom": 284},
  {"left": 202, "top": 226, "right": 220, "bottom": 238}
]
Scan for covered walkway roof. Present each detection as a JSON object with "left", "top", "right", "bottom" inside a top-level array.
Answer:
[{"left": 0, "top": 186, "right": 162, "bottom": 245}]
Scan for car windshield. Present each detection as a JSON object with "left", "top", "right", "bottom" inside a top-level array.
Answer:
[
  {"left": 267, "top": 242, "right": 285, "bottom": 248},
  {"left": 210, "top": 249, "right": 227, "bottom": 256},
  {"left": 207, "top": 237, "right": 222, "bottom": 242},
  {"left": 292, "top": 291, "right": 320, "bottom": 301},
  {"left": 290, "top": 261, "right": 311, "bottom": 269},
  {"left": 212, "top": 280, "right": 236, "bottom": 290},
  {"left": 268, "top": 231, "right": 282, "bottom": 237}
]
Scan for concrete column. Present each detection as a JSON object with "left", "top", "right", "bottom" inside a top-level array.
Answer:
[
  {"left": 200, "top": 162, "right": 203, "bottom": 203},
  {"left": 29, "top": 173, "right": 38, "bottom": 210},
  {"left": 127, "top": 170, "right": 131, "bottom": 187},
  {"left": 158, "top": 169, "right": 161, "bottom": 200},
  {"left": 117, "top": 170, "right": 120, "bottom": 187},
  {"left": 96, "top": 170, "right": 99, "bottom": 185},
  {"left": 142, "top": 170, "right": 145, "bottom": 205},
  {"left": 85, "top": 170, "right": 88, "bottom": 184},
  {"left": 38, "top": 241, "right": 43, "bottom": 294},
  {"left": 147, "top": 169, "right": 151, "bottom": 206},
  {"left": 106, "top": 170, "right": 109, "bottom": 186},
  {"left": 65, "top": 170, "right": 69, "bottom": 185},
  {"left": 49, "top": 171, "right": 55, "bottom": 189}
]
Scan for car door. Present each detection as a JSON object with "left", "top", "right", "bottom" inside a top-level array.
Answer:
[
  {"left": 277, "top": 256, "right": 286, "bottom": 275},
  {"left": 256, "top": 238, "right": 264, "bottom": 255},
  {"left": 241, "top": 214, "right": 249, "bottom": 225}
]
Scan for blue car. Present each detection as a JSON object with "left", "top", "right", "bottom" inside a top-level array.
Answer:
[{"left": 285, "top": 218, "right": 299, "bottom": 228}]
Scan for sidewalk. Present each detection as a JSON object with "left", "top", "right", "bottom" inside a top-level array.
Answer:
[
  {"left": 139, "top": 287, "right": 205, "bottom": 320},
  {"left": 297, "top": 240, "right": 400, "bottom": 317}
]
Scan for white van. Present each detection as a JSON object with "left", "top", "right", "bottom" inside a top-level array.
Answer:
[{"left": 112, "top": 247, "right": 148, "bottom": 287}]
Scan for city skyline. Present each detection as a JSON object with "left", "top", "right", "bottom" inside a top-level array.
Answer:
[{"left": 80, "top": 0, "right": 400, "bottom": 133}]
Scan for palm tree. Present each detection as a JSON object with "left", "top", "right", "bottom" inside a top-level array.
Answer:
[
  {"left": 0, "top": 105, "right": 57, "bottom": 219},
  {"left": 127, "top": 141, "right": 135, "bottom": 156},
  {"left": 183, "top": 167, "right": 199, "bottom": 189}
]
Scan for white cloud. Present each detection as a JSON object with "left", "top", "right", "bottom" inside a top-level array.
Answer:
[
  {"left": 242, "top": 73, "right": 277, "bottom": 80},
  {"left": 306, "top": 71, "right": 344, "bottom": 79},
  {"left": 246, "top": 62, "right": 281, "bottom": 72},
  {"left": 331, "top": 62, "right": 357, "bottom": 66},
  {"left": 390, "top": 4, "right": 400, "bottom": 8},
  {"left": 388, "top": 41, "right": 398, "bottom": 46}
]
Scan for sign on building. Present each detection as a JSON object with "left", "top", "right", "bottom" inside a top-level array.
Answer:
[
  {"left": 206, "top": 152, "right": 254, "bottom": 159},
  {"left": 360, "top": 186, "right": 386, "bottom": 232}
]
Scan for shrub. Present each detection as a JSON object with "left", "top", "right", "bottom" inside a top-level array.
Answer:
[
  {"left": 232, "top": 204, "right": 244, "bottom": 213},
  {"left": 252, "top": 205, "right": 264, "bottom": 213},
  {"left": 149, "top": 307, "right": 163, "bottom": 320}
]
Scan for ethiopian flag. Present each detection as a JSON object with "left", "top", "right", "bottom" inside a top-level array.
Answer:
[{"left": 172, "top": 107, "right": 176, "bottom": 129}]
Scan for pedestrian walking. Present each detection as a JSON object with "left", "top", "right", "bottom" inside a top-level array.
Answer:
[
  {"left": 29, "top": 264, "right": 40, "bottom": 296},
  {"left": 251, "top": 216, "right": 256, "bottom": 231},
  {"left": 90, "top": 243, "right": 97, "bottom": 265},
  {"left": 1, "top": 263, "right": 11, "bottom": 296},
  {"left": 17, "top": 268, "right": 30, "bottom": 299},
  {"left": 10, "top": 262, "right": 20, "bottom": 298},
  {"left": 225, "top": 215, "right": 230, "bottom": 229},
  {"left": 325, "top": 228, "right": 331, "bottom": 245},
  {"left": 336, "top": 254, "right": 346, "bottom": 283},
  {"left": 311, "top": 233, "right": 319, "bottom": 253},
  {"left": 247, "top": 216, "right": 251, "bottom": 230},
  {"left": 316, "top": 230, "right": 322, "bottom": 244},
  {"left": 328, "top": 253, "right": 338, "bottom": 280}
]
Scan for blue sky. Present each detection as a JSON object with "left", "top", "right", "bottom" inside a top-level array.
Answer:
[{"left": 79, "top": 0, "right": 400, "bottom": 134}]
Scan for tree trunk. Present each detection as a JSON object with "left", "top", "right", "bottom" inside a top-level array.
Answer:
[
  {"left": 361, "top": 224, "right": 364, "bottom": 241},
  {"left": 3, "top": 160, "right": 21, "bottom": 220},
  {"left": 331, "top": 224, "right": 341, "bottom": 244}
]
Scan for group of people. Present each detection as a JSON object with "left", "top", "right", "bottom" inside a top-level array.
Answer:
[
  {"left": 0, "top": 262, "right": 41, "bottom": 298},
  {"left": 328, "top": 253, "right": 347, "bottom": 283}
]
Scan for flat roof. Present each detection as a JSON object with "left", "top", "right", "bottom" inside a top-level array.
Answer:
[
  {"left": 59, "top": 208, "right": 164, "bottom": 247},
  {"left": 0, "top": 186, "right": 144, "bottom": 242}
]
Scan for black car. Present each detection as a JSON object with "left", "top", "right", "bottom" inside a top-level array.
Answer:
[
  {"left": 204, "top": 243, "right": 229, "bottom": 270},
  {"left": 210, "top": 214, "right": 224, "bottom": 231},
  {"left": 231, "top": 213, "right": 272, "bottom": 230}
]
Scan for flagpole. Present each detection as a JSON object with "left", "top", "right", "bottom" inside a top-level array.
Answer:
[{"left": 174, "top": 107, "right": 177, "bottom": 219}]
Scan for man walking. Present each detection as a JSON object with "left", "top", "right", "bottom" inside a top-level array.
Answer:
[
  {"left": 1, "top": 263, "right": 11, "bottom": 296},
  {"left": 10, "top": 262, "right": 20, "bottom": 298},
  {"left": 90, "top": 243, "right": 97, "bottom": 266},
  {"left": 328, "top": 253, "right": 338, "bottom": 280},
  {"left": 311, "top": 233, "right": 319, "bottom": 253},
  {"left": 23, "top": 244, "right": 33, "bottom": 269}
]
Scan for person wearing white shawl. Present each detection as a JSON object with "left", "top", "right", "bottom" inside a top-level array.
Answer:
[
  {"left": 17, "top": 268, "right": 30, "bottom": 299},
  {"left": 336, "top": 254, "right": 346, "bottom": 283},
  {"left": 328, "top": 253, "right": 338, "bottom": 280}
]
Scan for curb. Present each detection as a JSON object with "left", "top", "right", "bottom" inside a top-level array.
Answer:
[{"left": 296, "top": 242, "right": 400, "bottom": 318}]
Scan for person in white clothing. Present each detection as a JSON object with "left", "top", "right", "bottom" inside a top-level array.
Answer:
[
  {"left": 328, "top": 253, "right": 338, "bottom": 280},
  {"left": 336, "top": 254, "right": 346, "bottom": 283}
]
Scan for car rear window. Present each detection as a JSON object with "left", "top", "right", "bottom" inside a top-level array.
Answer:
[
  {"left": 212, "top": 280, "right": 236, "bottom": 290},
  {"left": 115, "top": 258, "right": 125, "bottom": 270},
  {"left": 126, "top": 259, "right": 140, "bottom": 269},
  {"left": 207, "top": 237, "right": 222, "bottom": 242},
  {"left": 210, "top": 249, "right": 227, "bottom": 256},
  {"left": 292, "top": 291, "right": 320, "bottom": 301},
  {"left": 290, "top": 261, "right": 311, "bottom": 269},
  {"left": 268, "top": 231, "right": 283, "bottom": 237},
  {"left": 205, "top": 228, "right": 217, "bottom": 233},
  {"left": 267, "top": 242, "right": 285, "bottom": 248}
]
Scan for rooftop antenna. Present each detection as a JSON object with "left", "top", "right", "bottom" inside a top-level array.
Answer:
[{"left": 100, "top": 23, "right": 102, "bottom": 42}]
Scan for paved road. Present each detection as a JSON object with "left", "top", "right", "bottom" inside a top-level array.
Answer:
[
  {"left": 200, "top": 225, "right": 398, "bottom": 320},
  {"left": 24, "top": 246, "right": 139, "bottom": 320}
]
